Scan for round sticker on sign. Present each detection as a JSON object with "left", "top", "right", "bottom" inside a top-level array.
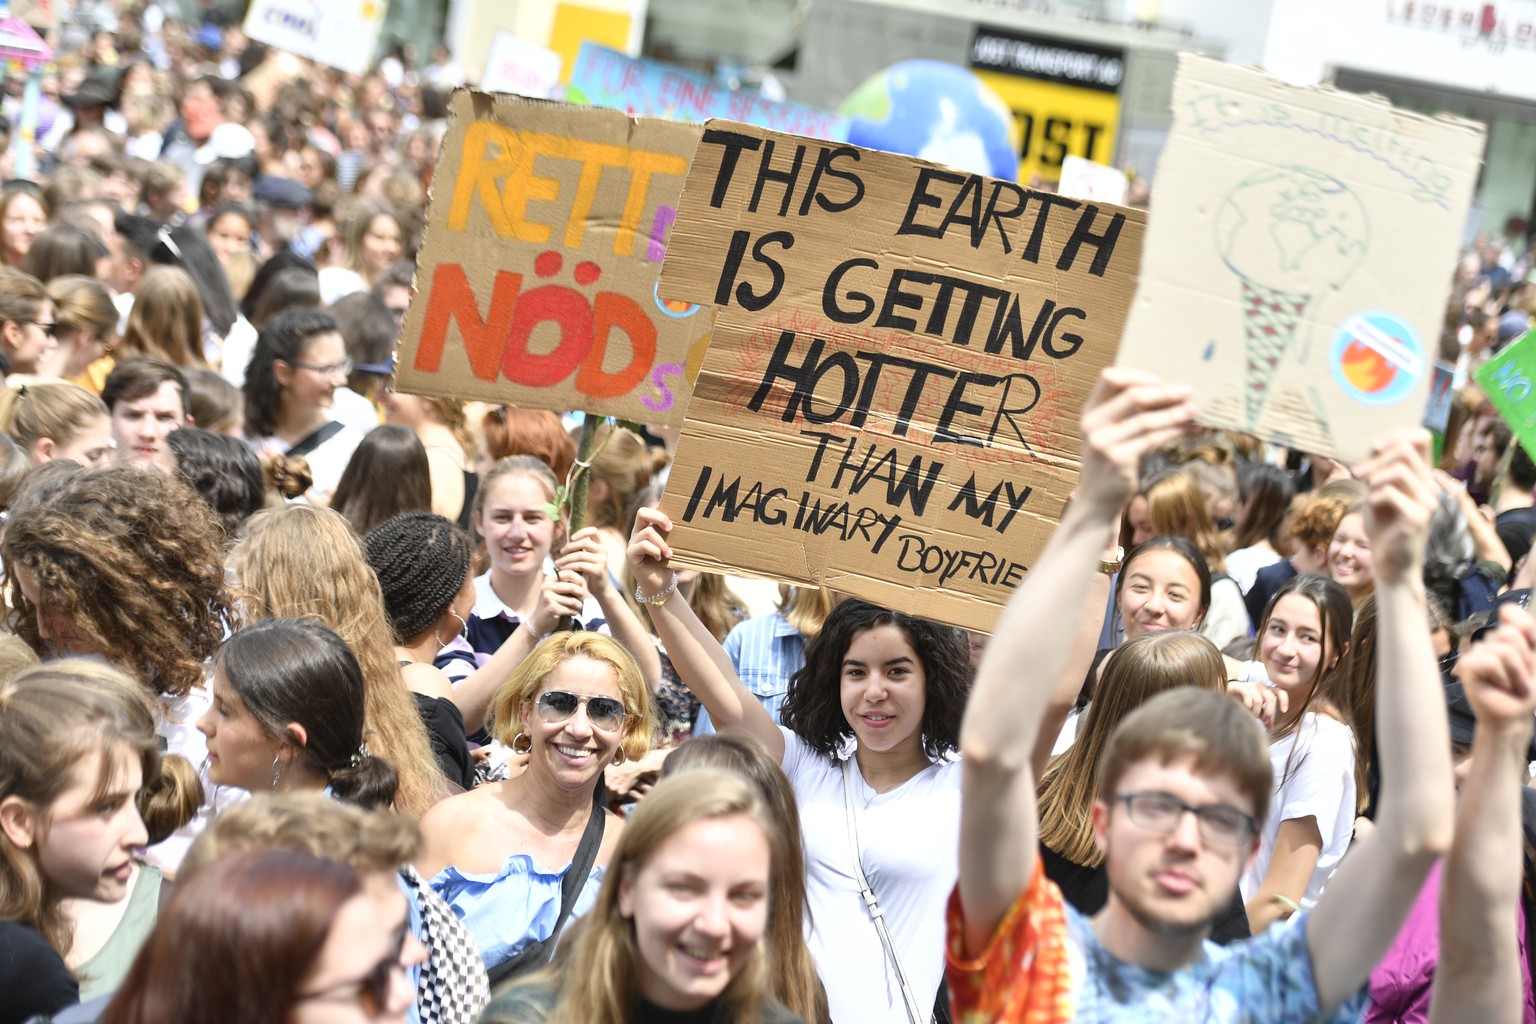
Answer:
[{"left": 1329, "top": 312, "right": 1424, "bottom": 406}]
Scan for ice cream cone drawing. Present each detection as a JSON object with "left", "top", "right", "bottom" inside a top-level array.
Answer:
[{"left": 1213, "top": 167, "right": 1369, "bottom": 429}]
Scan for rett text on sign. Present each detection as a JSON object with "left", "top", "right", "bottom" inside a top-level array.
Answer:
[{"left": 395, "top": 93, "right": 709, "bottom": 426}]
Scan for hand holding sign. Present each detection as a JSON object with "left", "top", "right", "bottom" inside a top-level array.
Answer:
[
  {"left": 1356, "top": 429, "right": 1437, "bottom": 587},
  {"left": 1075, "top": 368, "right": 1195, "bottom": 515}
]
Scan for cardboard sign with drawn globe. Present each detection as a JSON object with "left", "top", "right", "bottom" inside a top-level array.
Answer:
[{"left": 1116, "top": 55, "right": 1485, "bottom": 462}]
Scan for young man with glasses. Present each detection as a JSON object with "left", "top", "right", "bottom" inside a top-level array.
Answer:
[{"left": 950, "top": 368, "right": 1454, "bottom": 1021}]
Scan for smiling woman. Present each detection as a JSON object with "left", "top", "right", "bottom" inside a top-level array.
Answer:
[
  {"left": 1240, "top": 573, "right": 1357, "bottom": 933},
  {"left": 415, "top": 632, "right": 658, "bottom": 983},
  {"left": 481, "top": 769, "right": 806, "bottom": 1024},
  {"left": 629, "top": 504, "right": 971, "bottom": 1024}
]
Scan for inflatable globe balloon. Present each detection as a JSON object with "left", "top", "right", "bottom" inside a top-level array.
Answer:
[{"left": 839, "top": 61, "right": 1019, "bottom": 181}]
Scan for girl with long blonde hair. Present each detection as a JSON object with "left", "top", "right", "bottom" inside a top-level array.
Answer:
[
  {"left": 662, "top": 735, "right": 830, "bottom": 1024},
  {"left": 228, "top": 504, "right": 448, "bottom": 817},
  {"left": 481, "top": 768, "right": 804, "bottom": 1024}
]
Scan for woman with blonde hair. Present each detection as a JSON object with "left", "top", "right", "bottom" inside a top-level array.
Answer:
[
  {"left": 0, "top": 380, "right": 113, "bottom": 467},
  {"left": 417, "top": 632, "right": 658, "bottom": 983},
  {"left": 1126, "top": 468, "right": 1250, "bottom": 646},
  {"left": 229, "top": 504, "right": 448, "bottom": 817},
  {"left": 119, "top": 265, "right": 207, "bottom": 369},
  {"left": 661, "top": 735, "right": 830, "bottom": 1024},
  {"left": 482, "top": 768, "right": 804, "bottom": 1024},
  {"left": 41, "top": 274, "right": 116, "bottom": 388}
]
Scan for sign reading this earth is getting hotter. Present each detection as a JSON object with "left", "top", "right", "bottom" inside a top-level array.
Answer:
[
  {"left": 1116, "top": 55, "right": 1485, "bottom": 463},
  {"left": 656, "top": 121, "right": 1145, "bottom": 633}
]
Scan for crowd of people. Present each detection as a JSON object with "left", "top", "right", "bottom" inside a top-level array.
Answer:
[{"left": 2, "top": 3, "right": 1536, "bottom": 1024}]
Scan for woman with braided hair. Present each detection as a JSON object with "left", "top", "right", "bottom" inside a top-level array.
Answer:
[{"left": 364, "top": 511, "right": 478, "bottom": 790}]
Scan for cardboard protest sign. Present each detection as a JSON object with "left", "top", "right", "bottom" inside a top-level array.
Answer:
[
  {"left": 242, "top": 0, "right": 385, "bottom": 76},
  {"left": 1476, "top": 328, "right": 1536, "bottom": 461},
  {"left": 569, "top": 43, "right": 850, "bottom": 141},
  {"left": 1117, "top": 55, "right": 1484, "bottom": 463},
  {"left": 657, "top": 120, "right": 1144, "bottom": 632},
  {"left": 481, "top": 32, "right": 563, "bottom": 98},
  {"left": 394, "top": 92, "right": 708, "bottom": 427}
]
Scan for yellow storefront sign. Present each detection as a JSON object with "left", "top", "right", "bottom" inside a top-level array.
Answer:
[{"left": 970, "top": 26, "right": 1124, "bottom": 184}]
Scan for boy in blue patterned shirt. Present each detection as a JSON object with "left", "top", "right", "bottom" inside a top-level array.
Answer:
[{"left": 949, "top": 369, "right": 1454, "bottom": 1022}]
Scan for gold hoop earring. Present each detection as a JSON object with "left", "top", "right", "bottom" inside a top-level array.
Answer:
[
  {"left": 612, "top": 748, "right": 625, "bottom": 766},
  {"left": 511, "top": 732, "right": 532, "bottom": 755}
]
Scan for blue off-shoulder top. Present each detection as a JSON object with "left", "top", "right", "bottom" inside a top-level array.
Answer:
[{"left": 429, "top": 853, "right": 606, "bottom": 971}]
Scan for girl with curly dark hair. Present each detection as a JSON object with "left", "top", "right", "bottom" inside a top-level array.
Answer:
[
  {"left": 627, "top": 507, "right": 971, "bottom": 1024},
  {"left": 3, "top": 463, "right": 238, "bottom": 870}
]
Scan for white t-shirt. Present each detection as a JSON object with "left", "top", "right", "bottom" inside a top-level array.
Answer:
[
  {"left": 1239, "top": 712, "right": 1356, "bottom": 912},
  {"left": 779, "top": 727, "right": 959, "bottom": 1024}
]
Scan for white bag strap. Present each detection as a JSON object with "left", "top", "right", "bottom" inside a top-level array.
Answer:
[{"left": 842, "top": 757, "right": 931, "bottom": 1024}]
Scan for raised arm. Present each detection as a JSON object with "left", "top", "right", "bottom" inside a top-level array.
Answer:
[
  {"left": 1308, "top": 431, "right": 1455, "bottom": 1015},
  {"left": 1026, "top": 566, "right": 1115, "bottom": 781},
  {"left": 558, "top": 526, "right": 665, "bottom": 692},
  {"left": 449, "top": 571, "right": 587, "bottom": 733},
  {"left": 1429, "top": 604, "right": 1536, "bottom": 1024},
  {"left": 626, "top": 508, "right": 785, "bottom": 762},
  {"left": 958, "top": 369, "right": 1195, "bottom": 955}
]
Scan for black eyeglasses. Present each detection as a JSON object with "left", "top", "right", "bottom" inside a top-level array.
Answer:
[
  {"left": 1111, "top": 791, "right": 1257, "bottom": 847},
  {"left": 536, "top": 690, "right": 628, "bottom": 732},
  {"left": 287, "top": 356, "right": 355, "bottom": 377},
  {"left": 296, "top": 922, "right": 407, "bottom": 1018},
  {"left": 26, "top": 321, "right": 55, "bottom": 338}
]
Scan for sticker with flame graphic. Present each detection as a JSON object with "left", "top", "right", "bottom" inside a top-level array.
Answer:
[{"left": 1329, "top": 311, "right": 1424, "bottom": 407}]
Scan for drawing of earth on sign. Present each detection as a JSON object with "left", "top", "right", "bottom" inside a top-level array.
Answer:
[
  {"left": 1213, "top": 167, "right": 1369, "bottom": 433},
  {"left": 1329, "top": 312, "right": 1424, "bottom": 407}
]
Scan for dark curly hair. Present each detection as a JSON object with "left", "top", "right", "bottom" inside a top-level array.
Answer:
[
  {"left": 778, "top": 599, "right": 971, "bottom": 761},
  {"left": 3, "top": 464, "right": 235, "bottom": 698},
  {"left": 166, "top": 427, "right": 266, "bottom": 541},
  {"left": 363, "top": 511, "right": 472, "bottom": 643}
]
